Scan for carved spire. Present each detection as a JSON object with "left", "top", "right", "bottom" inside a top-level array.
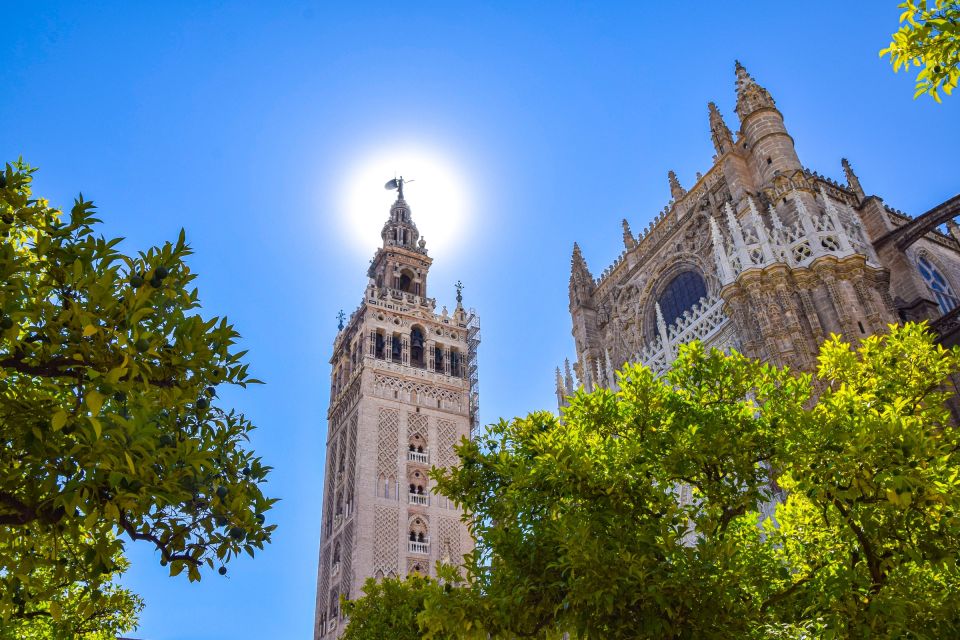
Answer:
[
  {"left": 709, "top": 216, "right": 734, "bottom": 285},
  {"left": 818, "top": 185, "right": 853, "bottom": 253},
  {"left": 734, "top": 61, "right": 776, "bottom": 120},
  {"left": 724, "top": 201, "right": 752, "bottom": 270},
  {"left": 555, "top": 366, "right": 566, "bottom": 407},
  {"left": 604, "top": 348, "right": 616, "bottom": 390},
  {"left": 793, "top": 194, "right": 818, "bottom": 239},
  {"left": 747, "top": 196, "right": 776, "bottom": 264},
  {"left": 569, "top": 243, "right": 595, "bottom": 305},
  {"left": 571, "top": 243, "right": 593, "bottom": 281},
  {"left": 563, "top": 358, "right": 575, "bottom": 394},
  {"left": 708, "top": 102, "right": 734, "bottom": 155},
  {"left": 841, "top": 158, "right": 865, "bottom": 201},
  {"left": 668, "top": 171, "right": 686, "bottom": 200},
  {"left": 622, "top": 219, "right": 636, "bottom": 249},
  {"left": 655, "top": 302, "right": 674, "bottom": 364},
  {"left": 380, "top": 179, "right": 421, "bottom": 250}
]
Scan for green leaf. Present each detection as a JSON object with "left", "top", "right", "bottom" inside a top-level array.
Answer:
[
  {"left": 52, "top": 409, "right": 68, "bottom": 431},
  {"left": 86, "top": 390, "right": 104, "bottom": 415}
]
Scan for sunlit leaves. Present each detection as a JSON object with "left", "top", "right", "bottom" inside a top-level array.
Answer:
[
  {"left": 880, "top": 1, "right": 960, "bottom": 102},
  {"left": 0, "top": 160, "right": 275, "bottom": 633},
  {"left": 413, "top": 324, "right": 960, "bottom": 638}
]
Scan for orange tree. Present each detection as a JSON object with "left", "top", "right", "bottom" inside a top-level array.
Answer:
[
  {"left": 881, "top": 0, "right": 960, "bottom": 102},
  {"left": 413, "top": 324, "right": 960, "bottom": 639},
  {"left": 0, "top": 161, "right": 276, "bottom": 633}
]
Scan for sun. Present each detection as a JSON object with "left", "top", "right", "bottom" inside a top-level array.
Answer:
[{"left": 340, "top": 146, "right": 470, "bottom": 259}]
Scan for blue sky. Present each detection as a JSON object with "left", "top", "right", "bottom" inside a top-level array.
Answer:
[{"left": 2, "top": 2, "right": 958, "bottom": 639}]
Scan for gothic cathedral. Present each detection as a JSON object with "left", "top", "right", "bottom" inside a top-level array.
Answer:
[
  {"left": 560, "top": 63, "right": 960, "bottom": 400},
  {"left": 314, "top": 183, "right": 479, "bottom": 639}
]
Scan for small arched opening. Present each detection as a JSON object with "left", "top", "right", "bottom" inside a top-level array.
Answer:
[
  {"left": 398, "top": 268, "right": 416, "bottom": 294},
  {"left": 410, "top": 326, "right": 425, "bottom": 368}
]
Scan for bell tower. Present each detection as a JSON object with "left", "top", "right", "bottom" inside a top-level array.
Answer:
[{"left": 314, "top": 179, "right": 478, "bottom": 639}]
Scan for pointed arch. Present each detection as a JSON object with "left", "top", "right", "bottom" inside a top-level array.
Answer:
[{"left": 917, "top": 252, "right": 959, "bottom": 315}]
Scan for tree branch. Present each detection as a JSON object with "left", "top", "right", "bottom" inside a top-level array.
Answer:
[{"left": 116, "top": 510, "right": 202, "bottom": 567}]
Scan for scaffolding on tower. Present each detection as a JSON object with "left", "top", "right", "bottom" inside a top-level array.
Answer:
[{"left": 466, "top": 309, "right": 481, "bottom": 437}]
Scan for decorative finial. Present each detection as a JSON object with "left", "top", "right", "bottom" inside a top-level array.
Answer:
[
  {"left": 668, "top": 170, "right": 686, "bottom": 200},
  {"left": 734, "top": 60, "right": 775, "bottom": 116},
  {"left": 622, "top": 219, "right": 636, "bottom": 249},
  {"left": 708, "top": 101, "right": 734, "bottom": 155},
  {"left": 841, "top": 158, "right": 865, "bottom": 201},
  {"left": 454, "top": 280, "right": 463, "bottom": 304},
  {"left": 336, "top": 310, "right": 346, "bottom": 331}
]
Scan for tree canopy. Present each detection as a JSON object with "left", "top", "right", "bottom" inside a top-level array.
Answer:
[
  {"left": 0, "top": 160, "right": 276, "bottom": 634},
  {"left": 343, "top": 323, "right": 960, "bottom": 639},
  {"left": 881, "top": 1, "right": 960, "bottom": 102}
]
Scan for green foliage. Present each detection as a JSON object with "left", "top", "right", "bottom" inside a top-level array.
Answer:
[
  {"left": 0, "top": 160, "right": 276, "bottom": 631},
  {"left": 418, "top": 323, "right": 960, "bottom": 639},
  {"left": 881, "top": 1, "right": 960, "bottom": 102},
  {"left": 341, "top": 573, "right": 462, "bottom": 640},
  {"left": 0, "top": 543, "right": 142, "bottom": 640}
]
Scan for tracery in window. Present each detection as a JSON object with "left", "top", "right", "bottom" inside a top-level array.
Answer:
[
  {"left": 657, "top": 271, "right": 707, "bottom": 328},
  {"left": 918, "top": 256, "right": 959, "bottom": 314}
]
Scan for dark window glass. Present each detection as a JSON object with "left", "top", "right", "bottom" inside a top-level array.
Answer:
[
  {"left": 657, "top": 271, "right": 707, "bottom": 328},
  {"left": 919, "top": 256, "right": 959, "bottom": 314}
]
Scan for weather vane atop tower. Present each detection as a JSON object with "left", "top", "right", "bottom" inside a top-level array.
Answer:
[
  {"left": 384, "top": 176, "right": 414, "bottom": 199},
  {"left": 455, "top": 280, "right": 464, "bottom": 304},
  {"left": 336, "top": 310, "right": 346, "bottom": 331}
]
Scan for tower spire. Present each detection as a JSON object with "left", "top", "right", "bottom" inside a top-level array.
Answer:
[
  {"left": 571, "top": 242, "right": 591, "bottom": 276},
  {"left": 734, "top": 61, "right": 776, "bottom": 120},
  {"left": 569, "top": 242, "right": 595, "bottom": 306},
  {"left": 380, "top": 177, "right": 422, "bottom": 252},
  {"left": 708, "top": 102, "right": 734, "bottom": 155}
]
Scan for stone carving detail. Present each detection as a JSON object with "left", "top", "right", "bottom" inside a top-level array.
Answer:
[
  {"left": 329, "top": 373, "right": 362, "bottom": 424},
  {"left": 344, "top": 413, "right": 358, "bottom": 512},
  {"left": 438, "top": 517, "right": 461, "bottom": 564},
  {"left": 340, "top": 520, "right": 354, "bottom": 599},
  {"left": 407, "top": 557, "right": 429, "bottom": 577},
  {"left": 316, "top": 550, "right": 330, "bottom": 632},
  {"left": 377, "top": 408, "right": 399, "bottom": 478},
  {"left": 407, "top": 412, "right": 428, "bottom": 441},
  {"left": 436, "top": 419, "right": 458, "bottom": 468},
  {"left": 374, "top": 373, "right": 463, "bottom": 410},
  {"left": 637, "top": 294, "right": 729, "bottom": 377},
  {"left": 712, "top": 192, "right": 877, "bottom": 287},
  {"left": 373, "top": 506, "right": 398, "bottom": 577}
]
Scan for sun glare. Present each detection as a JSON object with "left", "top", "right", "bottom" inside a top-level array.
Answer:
[{"left": 340, "top": 147, "right": 470, "bottom": 259}]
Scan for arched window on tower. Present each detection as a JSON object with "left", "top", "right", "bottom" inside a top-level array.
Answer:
[
  {"left": 391, "top": 332, "right": 402, "bottom": 363},
  {"left": 410, "top": 326, "right": 425, "bottom": 368},
  {"left": 656, "top": 271, "right": 708, "bottom": 330},
  {"left": 398, "top": 269, "right": 416, "bottom": 294},
  {"left": 375, "top": 330, "right": 385, "bottom": 359},
  {"left": 450, "top": 349, "right": 462, "bottom": 377},
  {"left": 918, "top": 256, "right": 959, "bottom": 315}
]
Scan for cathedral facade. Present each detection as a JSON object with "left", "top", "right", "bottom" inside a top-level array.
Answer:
[
  {"left": 560, "top": 62, "right": 960, "bottom": 400},
  {"left": 314, "top": 183, "right": 479, "bottom": 639}
]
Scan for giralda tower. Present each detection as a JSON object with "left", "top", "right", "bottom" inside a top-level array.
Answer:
[{"left": 313, "top": 179, "right": 479, "bottom": 639}]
